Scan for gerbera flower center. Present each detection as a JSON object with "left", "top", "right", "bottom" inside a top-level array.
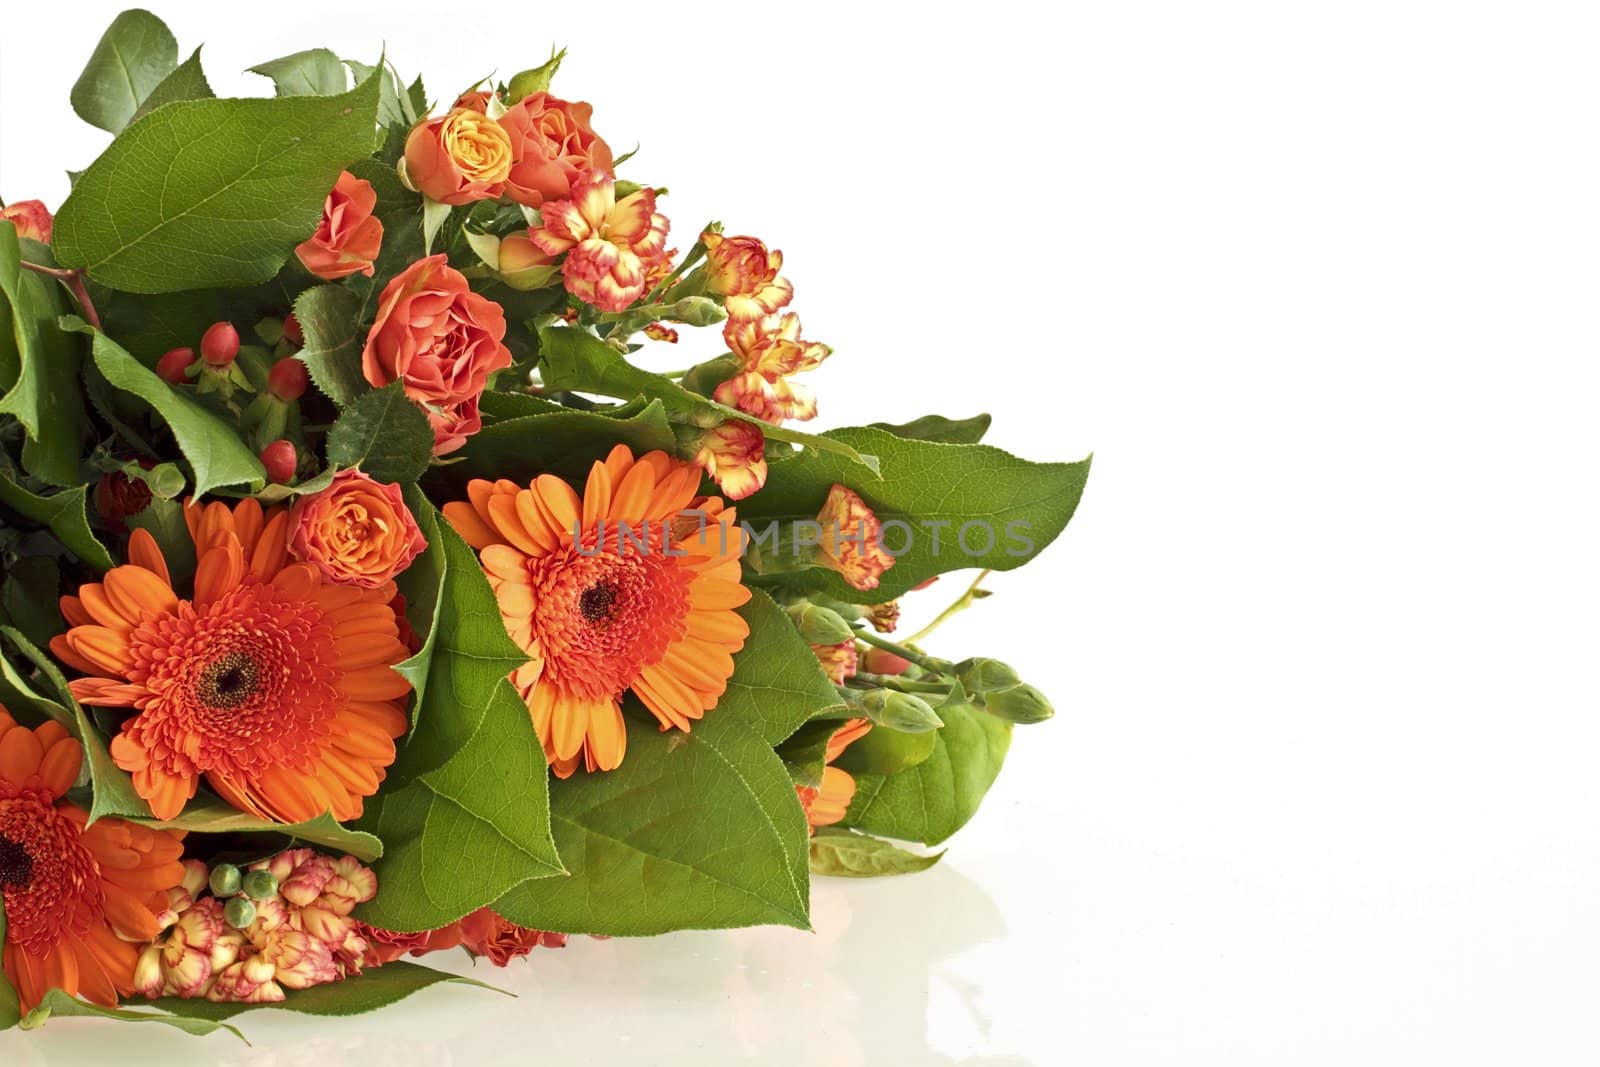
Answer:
[
  {"left": 579, "top": 581, "right": 619, "bottom": 625},
  {"left": 0, "top": 833, "right": 33, "bottom": 889},
  {"left": 197, "top": 650, "right": 262, "bottom": 709}
]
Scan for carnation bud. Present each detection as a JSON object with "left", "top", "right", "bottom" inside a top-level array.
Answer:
[
  {"left": 283, "top": 313, "right": 303, "bottom": 347},
  {"left": 242, "top": 869, "right": 279, "bottom": 901},
  {"left": 954, "top": 657, "right": 1022, "bottom": 695},
  {"left": 200, "top": 321, "right": 241, "bottom": 367},
  {"left": 858, "top": 688, "right": 943, "bottom": 733},
  {"left": 156, "top": 347, "right": 196, "bottom": 384},
  {"left": 223, "top": 896, "right": 257, "bottom": 930},
  {"left": 982, "top": 682, "right": 1054, "bottom": 724},
  {"left": 267, "top": 357, "right": 309, "bottom": 401},
  {"left": 861, "top": 646, "right": 913, "bottom": 676},
  {"left": 209, "top": 863, "right": 243, "bottom": 897},
  {"left": 259, "top": 440, "right": 297, "bottom": 484},
  {"left": 786, "top": 601, "right": 855, "bottom": 646},
  {"left": 670, "top": 296, "right": 726, "bottom": 328},
  {"left": 681, "top": 353, "right": 740, "bottom": 398}
]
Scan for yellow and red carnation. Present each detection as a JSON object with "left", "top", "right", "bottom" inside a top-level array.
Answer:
[
  {"left": 815, "top": 484, "right": 895, "bottom": 591},
  {"left": 498, "top": 93, "right": 613, "bottom": 208},
  {"left": 458, "top": 907, "right": 566, "bottom": 964},
  {"left": 403, "top": 108, "right": 514, "bottom": 205},
  {"left": 0, "top": 709, "right": 188, "bottom": 1012},
  {"left": 0, "top": 200, "right": 52, "bottom": 243},
  {"left": 295, "top": 170, "right": 384, "bottom": 281},
  {"left": 712, "top": 312, "right": 830, "bottom": 424},
  {"left": 701, "top": 231, "right": 793, "bottom": 321},
  {"left": 362, "top": 254, "right": 513, "bottom": 455},
  {"left": 531, "top": 171, "right": 671, "bottom": 313},
  {"left": 796, "top": 718, "right": 871, "bottom": 832},
  {"left": 690, "top": 420, "right": 768, "bottom": 501},
  {"left": 50, "top": 500, "right": 411, "bottom": 822},
  {"left": 288, "top": 470, "right": 427, "bottom": 589},
  {"left": 443, "top": 445, "right": 750, "bottom": 777},
  {"left": 810, "top": 640, "right": 858, "bottom": 685}
]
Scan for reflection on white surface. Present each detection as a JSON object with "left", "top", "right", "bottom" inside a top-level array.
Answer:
[{"left": 0, "top": 862, "right": 1033, "bottom": 1066}]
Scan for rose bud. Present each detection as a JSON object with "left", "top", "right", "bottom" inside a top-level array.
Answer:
[
  {"left": 861, "top": 646, "right": 913, "bottom": 676},
  {"left": 267, "top": 357, "right": 309, "bottom": 401},
  {"left": 402, "top": 108, "right": 514, "bottom": 205},
  {"left": 295, "top": 170, "right": 384, "bottom": 281},
  {"left": 200, "top": 322, "right": 241, "bottom": 367},
  {"left": 0, "top": 199, "right": 53, "bottom": 243},
  {"left": 259, "top": 440, "right": 298, "bottom": 484},
  {"left": 156, "top": 347, "right": 197, "bottom": 384}
]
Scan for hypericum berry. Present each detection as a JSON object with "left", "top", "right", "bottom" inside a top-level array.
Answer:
[
  {"left": 156, "top": 347, "right": 196, "bottom": 384},
  {"left": 200, "top": 321, "right": 241, "bottom": 367},
  {"left": 267, "top": 357, "right": 309, "bottom": 401},
  {"left": 208, "top": 863, "right": 243, "bottom": 898},
  {"left": 223, "top": 896, "right": 257, "bottom": 930},
  {"left": 260, "top": 440, "right": 297, "bottom": 484},
  {"left": 282, "top": 313, "right": 303, "bottom": 347},
  {"left": 241, "top": 869, "right": 278, "bottom": 901},
  {"left": 862, "top": 646, "right": 913, "bottom": 676}
]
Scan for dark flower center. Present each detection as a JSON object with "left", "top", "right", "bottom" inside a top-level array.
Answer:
[
  {"left": 579, "top": 581, "right": 619, "bottom": 626},
  {"left": 197, "top": 651, "right": 262, "bottom": 709},
  {"left": 0, "top": 834, "right": 32, "bottom": 890}
]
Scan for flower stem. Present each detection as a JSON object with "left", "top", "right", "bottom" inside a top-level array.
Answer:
[
  {"left": 19, "top": 260, "right": 102, "bottom": 331},
  {"left": 853, "top": 629, "right": 945, "bottom": 672},
  {"left": 903, "top": 569, "right": 992, "bottom": 645}
]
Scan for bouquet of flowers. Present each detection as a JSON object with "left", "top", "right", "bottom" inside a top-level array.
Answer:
[{"left": 0, "top": 9, "right": 1089, "bottom": 1037}]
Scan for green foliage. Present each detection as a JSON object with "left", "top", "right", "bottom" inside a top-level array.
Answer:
[
  {"left": 0, "top": 223, "right": 89, "bottom": 486},
  {"left": 147, "top": 961, "right": 501, "bottom": 1024},
  {"left": 64, "top": 319, "right": 265, "bottom": 496},
  {"left": 294, "top": 284, "right": 369, "bottom": 406},
  {"left": 249, "top": 48, "right": 349, "bottom": 96},
  {"left": 452, "top": 398, "right": 678, "bottom": 487},
  {"left": 131, "top": 46, "right": 215, "bottom": 122},
  {"left": 808, "top": 827, "right": 943, "bottom": 877},
  {"left": 21, "top": 989, "right": 241, "bottom": 1040},
  {"left": 137, "top": 800, "right": 383, "bottom": 862},
  {"left": 325, "top": 381, "right": 434, "bottom": 483},
  {"left": 842, "top": 703, "right": 1012, "bottom": 846},
  {"left": 70, "top": 9, "right": 179, "bottom": 134},
  {"left": 127, "top": 496, "right": 196, "bottom": 589},
  {"left": 869, "top": 413, "right": 992, "bottom": 444},
  {"left": 55, "top": 72, "right": 381, "bottom": 293},
  {"left": 1, "top": 557, "right": 64, "bottom": 651},
  {"left": 0, "top": 473, "right": 115, "bottom": 571}
]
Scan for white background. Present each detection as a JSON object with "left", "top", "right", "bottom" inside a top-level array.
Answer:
[{"left": 3, "top": 1, "right": 1599, "bottom": 1063}]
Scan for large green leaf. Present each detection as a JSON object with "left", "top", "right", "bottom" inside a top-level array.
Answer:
[
  {"left": 293, "top": 284, "right": 369, "bottom": 407},
  {"left": 95, "top": 287, "right": 224, "bottom": 367},
  {"left": 738, "top": 426, "right": 1092, "bottom": 602},
  {"left": 21, "top": 989, "right": 240, "bottom": 1040},
  {"left": 492, "top": 593, "right": 835, "bottom": 936},
  {"left": 1, "top": 556, "right": 63, "bottom": 651},
  {"left": 248, "top": 48, "right": 349, "bottom": 97},
  {"left": 137, "top": 800, "right": 383, "bottom": 862},
  {"left": 452, "top": 398, "right": 678, "bottom": 487},
  {"left": 147, "top": 961, "right": 501, "bottom": 1023},
  {"left": 842, "top": 703, "right": 1012, "bottom": 846},
  {"left": 69, "top": 9, "right": 178, "bottom": 134},
  {"left": 54, "top": 71, "right": 381, "bottom": 293},
  {"left": 326, "top": 381, "right": 434, "bottom": 484},
  {"left": 356, "top": 675, "right": 564, "bottom": 932},
  {"left": 130, "top": 46, "right": 215, "bottom": 123},
  {"left": 0, "top": 473, "right": 115, "bottom": 571},
  {"left": 391, "top": 490, "right": 445, "bottom": 728},
  {"left": 0, "top": 223, "right": 88, "bottom": 486},
  {"left": 537, "top": 325, "right": 881, "bottom": 473},
  {"left": 808, "top": 827, "right": 943, "bottom": 877},
  {"left": 868, "top": 413, "right": 992, "bottom": 444},
  {"left": 64, "top": 318, "right": 265, "bottom": 496}
]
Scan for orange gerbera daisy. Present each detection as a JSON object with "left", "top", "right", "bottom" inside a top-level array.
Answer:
[
  {"left": 443, "top": 446, "right": 751, "bottom": 777},
  {"left": 49, "top": 499, "right": 411, "bottom": 822},
  {"left": 798, "top": 717, "right": 871, "bottom": 832},
  {"left": 0, "top": 708, "right": 188, "bottom": 1012}
]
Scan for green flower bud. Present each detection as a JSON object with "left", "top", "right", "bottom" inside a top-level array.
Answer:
[
  {"left": 507, "top": 47, "right": 566, "bottom": 102},
  {"left": 208, "top": 863, "right": 242, "bottom": 898},
  {"left": 242, "top": 869, "right": 279, "bottom": 901},
  {"left": 223, "top": 896, "right": 257, "bottom": 930},
  {"left": 982, "top": 682, "right": 1054, "bottom": 724},
  {"left": 670, "top": 296, "right": 726, "bottom": 328},
  {"left": 786, "top": 601, "right": 855, "bottom": 645},
  {"left": 859, "top": 688, "right": 944, "bottom": 733},
  {"left": 954, "top": 657, "right": 1022, "bottom": 695}
]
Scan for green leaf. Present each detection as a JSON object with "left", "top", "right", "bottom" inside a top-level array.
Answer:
[
  {"left": 778, "top": 718, "right": 858, "bottom": 789},
  {"left": 0, "top": 222, "right": 88, "bottom": 486},
  {"left": 64, "top": 318, "right": 265, "bottom": 496},
  {"left": 356, "top": 676, "right": 563, "bottom": 932},
  {"left": 0, "top": 896, "right": 19, "bottom": 1030},
  {"left": 0, "top": 626, "right": 153, "bottom": 821},
  {"left": 148, "top": 961, "right": 502, "bottom": 1022},
  {"left": 130, "top": 46, "right": 214, "bottom": 123},
  {"left": 293, "top": 284, "right": 369, "bottom": 406},
  {"left": 494, "top": 709, "right": 810, "bottom": 936},
  {"left": 1, "top": 557, "right": 63, "bottom": 651},
  {"left": 55, "top": 71, "right": 382, "bottom": 293},
  {"left": 69, "top": 9, "right": 178, "bottom": 134},
  {"left": 0, "top": 473, "right": 115, "bottom": 571},
  {"left": 249, "top": 48, "right": 349, "bottom": 97},
  {"left": 346, "top": 158, "right": 423, "bottom": 322},
  {"left": 738, "top": 426, "right": 1092, "bottom": 602},
  {"left": 842, "top": 703, "right": 1012, "bottom": 846},
  {"left": 537, "top": 326, "right": 881, "bottom": 474},
  {"left": 390, "top": 491, "right": 444, "bottom": 729},
  {"left": 325, "top": 381, "right": 434, "bottom": 483},
  {"left": 127, "top": 496, "right": 196, "bottom": 590},
  {"left": 95, "top": 287, "right": 224, "bottom": 367},
  {"left": 136, "top": 799, "right": 383, "bottom": 862},
  {"left": 718, "top": 589, "right": 845, "bottom": 746},
  {"left": 868, "top": 413, "right": 992, "bottom": 444},
  {"left": 21, "top": 989, "right": 241, "bottom": 1040},
  {"left": 345, "top": 60, "right": 407, "bottom": 128},
  {"left": 808, "top": 827, "right": 943, "bottom": 877},
  {"left": 452, "top": 398, "right": 678, "bottom": 487}
]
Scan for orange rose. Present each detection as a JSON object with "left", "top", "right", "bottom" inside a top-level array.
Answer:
[
  {"left": 295, "top": 171, "right": 384, "bottom": 280},
  {"left": 0, "top": 199, "right": 53, "bottom": 243},
  {"left": 402, "top": 108, "right": 514, "bottom": 205},
  {"left": 497, "top": 93, "right": 613, "bottom": 208},
  {"left": 288, "top": 470, "right": 427, "bottom": 588},
  {"left": 362, "top": 254, "right": 513, "bottom": 454}
]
